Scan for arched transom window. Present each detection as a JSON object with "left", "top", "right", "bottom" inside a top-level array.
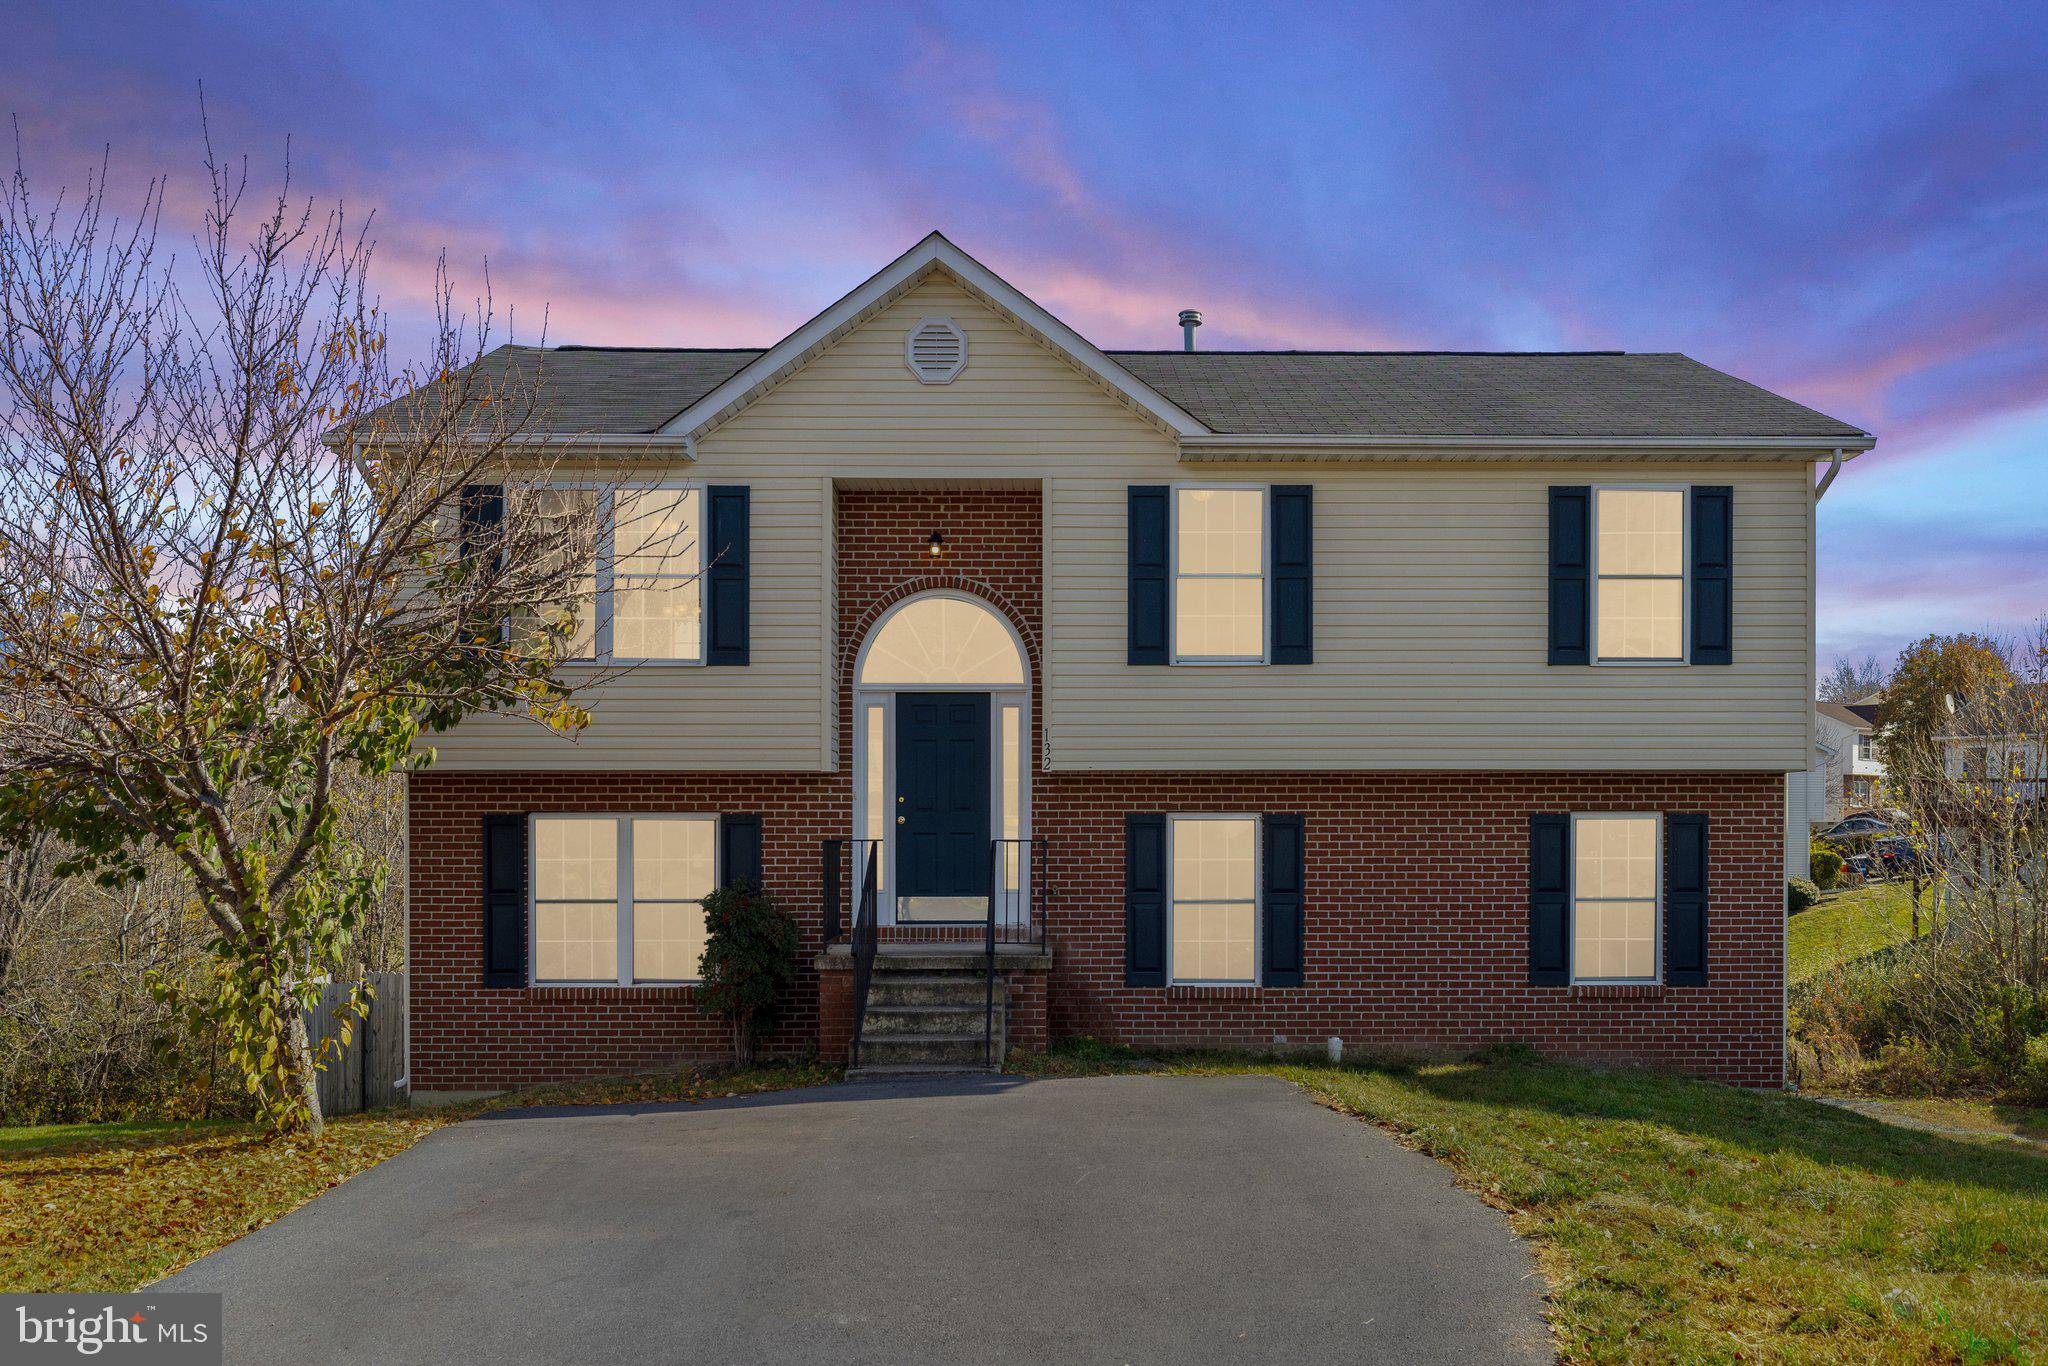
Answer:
[{"left": 857, "top": 593, "right": 1025, "bottom": 688}]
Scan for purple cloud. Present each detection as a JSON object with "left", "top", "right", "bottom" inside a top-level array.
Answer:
[{"left": 6, "top": 1, "right": 2046, "bottom": 665}]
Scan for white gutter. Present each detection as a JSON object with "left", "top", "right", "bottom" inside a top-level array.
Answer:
[
  {"left": 1180, "top": 432, "right": 1876, "bottom": 451},
  {"left": 1813, "top": 447, "right": 1845, "bottom": 501}
]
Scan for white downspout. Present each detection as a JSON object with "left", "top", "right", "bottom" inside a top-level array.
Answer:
[{"left": 1813, "top": 447, "right": 1844, "bottom": 501}]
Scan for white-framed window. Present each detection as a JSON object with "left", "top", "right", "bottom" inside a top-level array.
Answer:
[
  {"left": 1173, "top": 485, "right": 1267, "bottom": 664},
  {"left": 1168, "top": 814, "right": 1259, "bottom": 985},
  {"left": 531, "top": 813, "right": 719, "bottom": 985},
  {"left": 516, "top": 481, "right": 705, "bottom": 664},
  {"left": 1571, "top": 812, "right": 1660, "bottom": 984},
  {"left": 1592, "top": 486, "right": 1687, "bottom": 664},
  {"left": 1855, "top": 734, "right": 1873, "bottom": 762}
]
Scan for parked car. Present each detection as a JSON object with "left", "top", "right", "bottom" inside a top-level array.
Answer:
[
  {"left": 1843, "top": 837, "right": 1918, "bottom": 882},
  {"left": 1818, "top": 810, "right": 1898, "bottom": 840}
]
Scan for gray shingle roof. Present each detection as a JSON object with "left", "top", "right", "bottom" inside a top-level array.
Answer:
[
  {"left": 1114, "top": 351, "right": 1868, "bottom": 439},
  {"left": 375, "top": 343, "right": 1868, "bottom": 441}
]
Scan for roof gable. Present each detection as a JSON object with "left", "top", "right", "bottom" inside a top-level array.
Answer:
[
  {"left": 658, "top": 233, "right": 1209, "bottom": 441},
  {"left": 1817, "top": 701, "right": 1881, "bottom": 730}
]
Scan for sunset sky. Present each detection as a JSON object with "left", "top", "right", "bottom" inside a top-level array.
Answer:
[{"left": 8, "top": 1, "right": 2045, "bottom": 672}]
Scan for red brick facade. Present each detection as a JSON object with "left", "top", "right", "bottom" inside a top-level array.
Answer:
[
  {"left": 407, "top": 771, "right": 842, "bottom": 1091},
  {"left": 405, "top": 487, "right": 1787, "bottom": 1093},
  {"left": 1035, "top": 770, "right": 1785, "bottom": 1086}
]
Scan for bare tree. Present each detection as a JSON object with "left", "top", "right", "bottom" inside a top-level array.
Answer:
[
  {"left": 1879, "top": 629, "right": 2048, "bottom": 1075},
  {"left": 0, "top": 826, "right": 63, "bottom": 1001},
  {"left": 1818, "top": 652, "right": 1887, "bottom": 702},
  {"left": 0, "top": 137, "right": 663, "bottom": 1134}
]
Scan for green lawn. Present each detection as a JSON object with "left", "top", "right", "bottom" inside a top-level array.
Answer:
[
  {"left": 0, "top": 1062, "right": 834, "bottom": 1293},
  {"left": 1872, "top": 1098, "right": 2048, "bottom": 1148},
  {"left": 0, "top": 1118, "right": 240, "bottom": 1157},
  {"left": 1790, "top": 880, "right": 1921, "bottom": 983},
  {"left": 1018, "top": 1045, "right": 2048, "bottom": 1364}
]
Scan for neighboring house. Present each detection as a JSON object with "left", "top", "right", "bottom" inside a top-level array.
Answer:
[
  {"left": 1818, "top": 698, "right": 1884, "bottom": 812},
  {"left": 1785, "top": 697, "right": 1883, "bottom": 877},
  {"left": 1941, "top": 684, "right": 2048, "bottom": 798},
  {"left": 376, "top": 233, "right": 1875, "bottom": 1100}
]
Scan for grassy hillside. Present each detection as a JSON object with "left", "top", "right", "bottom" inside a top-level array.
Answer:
[{"left": 1790, "top": 881, "right": 1920, "bottom": 983}]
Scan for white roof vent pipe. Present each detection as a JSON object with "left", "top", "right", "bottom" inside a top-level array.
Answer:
[{"left": 1178, "top": 309, "right": 1202, "bottom": 352}]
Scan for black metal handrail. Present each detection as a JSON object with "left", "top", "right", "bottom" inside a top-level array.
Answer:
[
  {"left": 848, "top": 842, "right": 880, "bottom": 1069},
  {"left": 985, "top": 837, "right": 1049, "bottom": 1065},
  {"left": 820, "top": 837, "right": 883, "bottom": 943}
]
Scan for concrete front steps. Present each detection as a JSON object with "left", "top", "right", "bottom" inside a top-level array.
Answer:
[
  {"left": 815, "top": 944, "right": 1056, "bottom": 1080},
  {"left": 850, "top": 963, "right": 1005, "bottom": 1078}
]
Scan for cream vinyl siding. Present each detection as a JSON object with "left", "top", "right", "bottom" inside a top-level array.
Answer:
[
  {"left": 428, "top": 271, "right": 1815, "bottom": 773},
  {"left": 424, "top": 468, "right": 831, "bottom": 771},
  {"left": 1050, "top": 458, "right": 1813, "bottom": 770}
]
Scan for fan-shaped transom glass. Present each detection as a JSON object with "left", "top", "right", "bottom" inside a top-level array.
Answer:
[{"left": 859, "top": 595, "right": 1025, "bottom": 687}]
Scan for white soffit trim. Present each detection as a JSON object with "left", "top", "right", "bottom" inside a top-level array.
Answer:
[{"left": 658, "top": 232, "right": 1210, "bottom": 440}]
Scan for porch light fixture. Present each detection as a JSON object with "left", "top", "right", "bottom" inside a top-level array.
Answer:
[{"left": 927, "top": 530, "right": 946, "bottom": 559}]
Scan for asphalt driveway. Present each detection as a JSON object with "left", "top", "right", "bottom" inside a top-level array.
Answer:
[{"left": 161, "top": 1073, "right": 1551, "bottom": 1364}]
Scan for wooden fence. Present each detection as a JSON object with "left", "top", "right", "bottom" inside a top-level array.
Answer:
[{"left": 303, "top": 971, "right": 407, "bottom": 1116}]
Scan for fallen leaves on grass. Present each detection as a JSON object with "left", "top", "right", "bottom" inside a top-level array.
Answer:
[
  {"left": 483, "top": 1061, "right": 835, "bottom": 1111},
  {"left": 0, "top": 1112, "right": 447, "bottom": 1293},
  {"left": 0, "top": 1061, "right": 837, "bottom": 1293}
]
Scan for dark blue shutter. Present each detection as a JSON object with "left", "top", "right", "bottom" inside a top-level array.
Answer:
[
  {"left": 482, "top": 814, "right": 527, "bottom": 987},
  {"left": 706, "top": 486, "right": 750, "bottom": 665},
  {"left": 1664, "top": 813, "right": 1709, "bottom": 984},
  {"left": 1528, "top": 813, "right": 1570, "bottom": 985},
  {"left": 1127, "top": 486, "right": 1169, "bottom": 665},
  {"left": 1261, "top": 814, "right": 1305, "bottom": 986},
  {"left": 1124, "top": 814, "right": 1167, "bottom": 985},
  {"left": 720, "top": 813, "right": 763, "bottom": 892},
  {"left": 1690, "top": 487, "right": 1732, "bottom": 666},
  {"left": 1548, "top": 487, "right": 1590, "bottom": 665},
  {"left": 1270, "top": 486, "right": 1313, "bottom": 664}
]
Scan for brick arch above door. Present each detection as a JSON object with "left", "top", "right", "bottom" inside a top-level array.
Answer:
[{"left": 838, "top": 575, "right": 1042, "bottom": 690}]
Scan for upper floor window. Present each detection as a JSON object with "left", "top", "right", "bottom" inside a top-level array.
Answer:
[
  {"left": 519, "top": 483, "right": 704, "bottom": 664},
  {"left": 1594, "top": 487, "right": 1686, "bottom": 663},
  {"left": 1174, "top": 486, "right": 1266, "bottom": 663},
  {"left": 1855, "top": 734, "right": 1874, "bottom": 762}
]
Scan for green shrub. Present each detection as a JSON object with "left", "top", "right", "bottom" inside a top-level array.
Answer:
[
  {"left": 1789, "top": 925, "right": 2048, "bottom": 1104},
  {"left": 1808, "top": 843, "right": 1844, "bottom": 890},
  {"left": 2020, "top": 1036, "right": 2048, "bottom": 1107},
  {"left": 696, "top": 882, "right": 799, "bottom": 1065},
  {"left": 1787, "top": 877, "right": 1821, "bottom": 914}
]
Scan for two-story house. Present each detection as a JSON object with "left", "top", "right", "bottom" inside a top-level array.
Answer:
[
  {"left": 1817, "top": 698, "right": 1885, "bottom": 811},
  {"left": 393, "top": 234, "right": 1874, "bottom": 1100}
]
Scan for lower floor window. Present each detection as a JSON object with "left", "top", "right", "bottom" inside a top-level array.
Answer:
[
  {"left": 1170, "top": 815, "right": 1258, "bottom": 984},
  {"left": 532, "top": 814, "right": 718, "bottom": 984},
  {"left": 1572, "top": 812, "right": 1659, "bottom": 983}
]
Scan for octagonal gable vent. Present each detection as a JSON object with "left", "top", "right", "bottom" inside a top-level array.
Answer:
[{"left": 905, "top": 317, "right": 967, "bottom": 384}]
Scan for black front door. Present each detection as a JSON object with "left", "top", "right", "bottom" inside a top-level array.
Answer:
[{"left": 895, "top": 692, "right": 991, "bottom": 913}]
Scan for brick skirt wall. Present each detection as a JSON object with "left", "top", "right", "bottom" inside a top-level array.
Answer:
[
  {"left": 407, "top": 767, "right": 1785, "bottom": 1092},
  {"left": 1035, "top": 770, "right": 1786, "bottom": 1087}
]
